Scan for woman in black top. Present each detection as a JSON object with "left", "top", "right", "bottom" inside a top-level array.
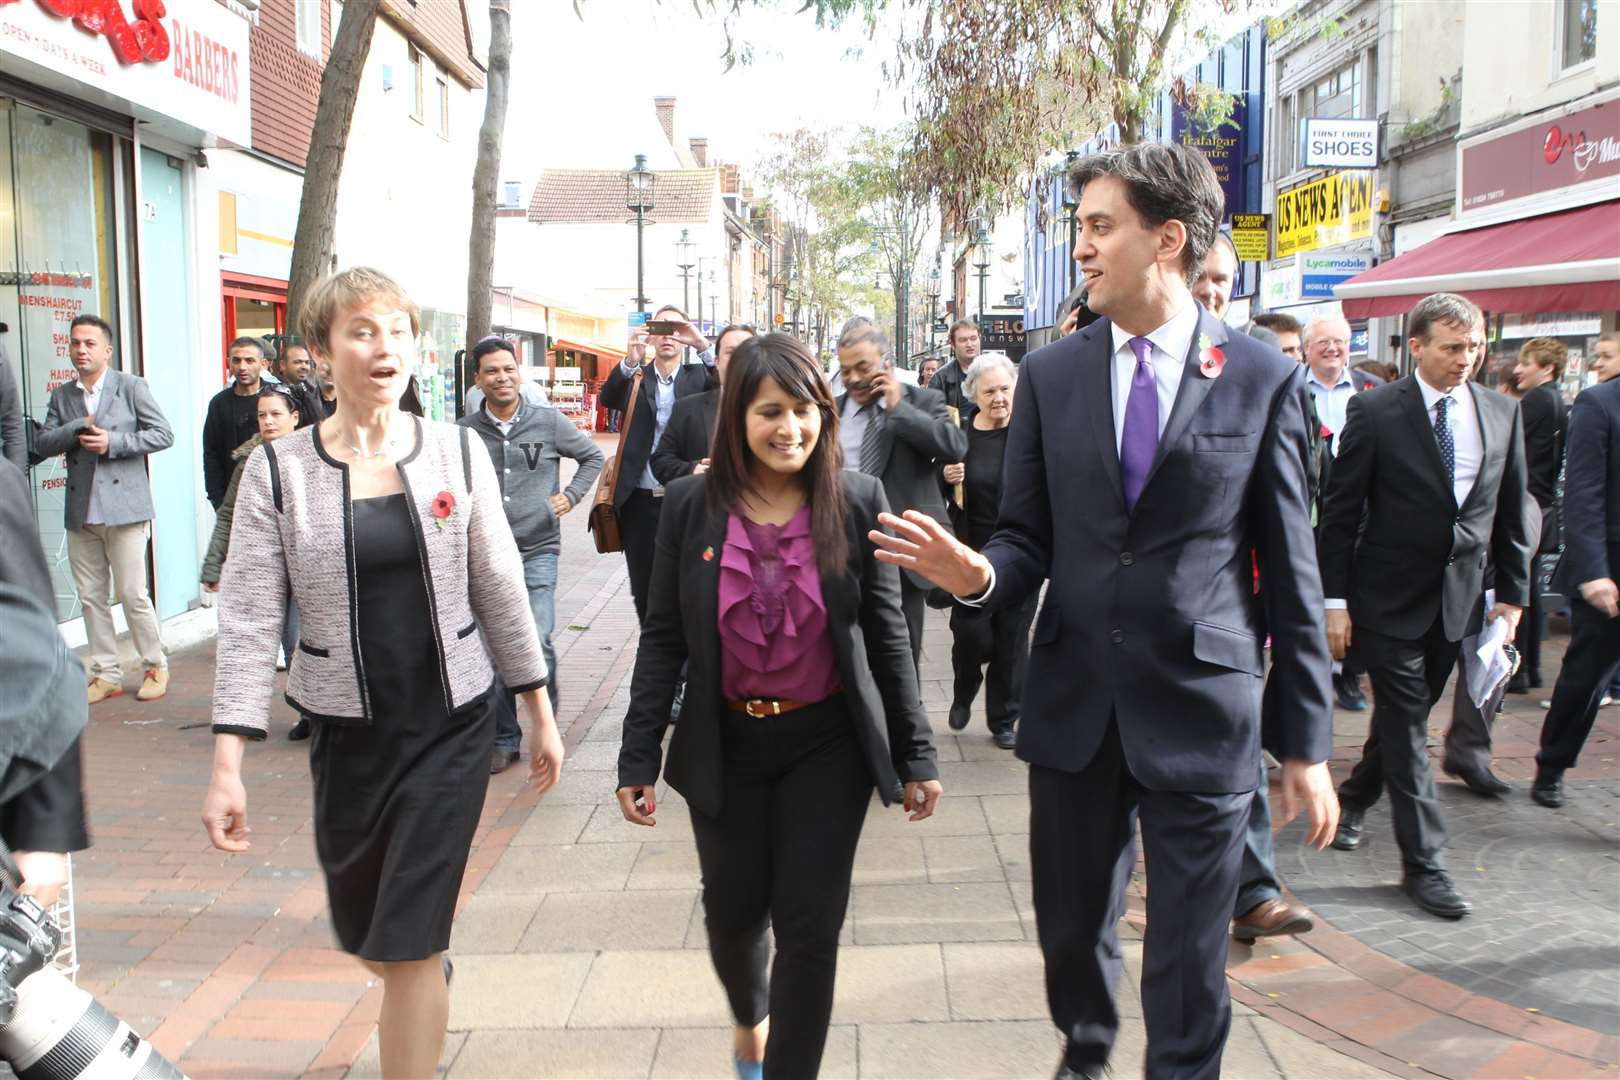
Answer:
[{"left": 940, "top": 353, "right": 1034, "bottom": 748}]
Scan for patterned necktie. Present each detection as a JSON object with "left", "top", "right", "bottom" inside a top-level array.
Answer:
[
  {"left": 1434, "top": 395, "right": 1456, "bottom": 489},
  {"left": 859, "top": 401, "right": 886, "bottom": 475},
  {"left": 1119, "top": 336, "right": 1159, "bottom": 513}
]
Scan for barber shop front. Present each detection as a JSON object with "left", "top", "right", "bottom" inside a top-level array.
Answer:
[{"left": 0, "top": 0, "right": 251, "bottom": 633}]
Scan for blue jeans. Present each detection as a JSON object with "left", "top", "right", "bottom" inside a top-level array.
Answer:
[
  {"left": 494, "top": 552, "right": 560, "bottom": 754},
  {"left": 1234, "top": 757, "right": 1281, "bottom": 918}
]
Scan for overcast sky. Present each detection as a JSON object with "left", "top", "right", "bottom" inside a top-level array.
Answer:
[{"left": 502, "top": 1, "right": 909, "bottom": 185}]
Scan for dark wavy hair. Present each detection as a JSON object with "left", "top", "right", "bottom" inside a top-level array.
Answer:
[{"left": 706, "top": 333, "right": 849, "bottom": 577}]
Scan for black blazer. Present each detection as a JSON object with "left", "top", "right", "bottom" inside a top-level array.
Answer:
[
  {"left": 616, "top": 471, "right": 939, "bottom": 817},
  {"left": 599, "top": 359, "right": 718, "bottom": 508},
  {"left": 1520, "top": 380, "right": 1568, "bottom": 551},
  {"left": 1320, "top": 374, "right": 1534, "bottom": 643},
  {"left": 1551, "top": 378, "right": 1620, "bottom": 596},
  {"left": 838, "top": 382, "right": 969, "bottom": 589},
  {"left": 650, "top": 389, "right": 720, "bottom": 487},
  {"left": 978, "top": 308, "right": 1332, "bottom": 792}
]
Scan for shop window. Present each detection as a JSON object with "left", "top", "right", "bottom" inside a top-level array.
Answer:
[
  {"left": 1558, "top": 0, "right": 1598, "bottom": 72},
  {"left": 436, "top": 68, "right": 450, "bottom": 139},
  {"left": 501, "top": 180, "right": 522, "bottom": 208},
  {"left": 295, "top": 0, "right": 322, "bottom": 58},
  {"left": 409, "top": 45, "right": 424, "bottom": 122}
]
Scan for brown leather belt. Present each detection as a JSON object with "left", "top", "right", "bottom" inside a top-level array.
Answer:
[{"left": 727, "top": 697, "right": 811, "bottom": 718}]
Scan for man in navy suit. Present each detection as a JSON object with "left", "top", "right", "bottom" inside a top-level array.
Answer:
[
  {"left": 871, "top": 143, "right": 1337, "bottom": 1080},
  {"left": 1532, "top": 375, "right": 1620, "bottom": 808}
]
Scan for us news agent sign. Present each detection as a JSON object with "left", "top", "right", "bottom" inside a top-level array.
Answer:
[{"left": 1302, "top": 118, "right": 1379, "bottom": 170}]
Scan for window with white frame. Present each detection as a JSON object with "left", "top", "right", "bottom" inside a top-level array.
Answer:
[
  {"left": 1274, "top": 57, "right": 1366, "bottom": 179},
  {"left": 436, "top": 67, "right": 450, "bottom": 139},
  {"left": 1558, "top": 0, "right": 1598, "bottom": 72},
  {"left": 501, "top": 181, "right": 522, "bottom": 207},
  {"left": 408, "top": 45, "right": 424, "bottom": 122},
  {"left": 294, "top": 0, "right": 321, "bottom": 57}
]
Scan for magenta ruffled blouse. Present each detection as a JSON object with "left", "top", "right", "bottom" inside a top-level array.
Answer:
[{"left": 717, "top": 505, "right": 843, "bottom": 703}]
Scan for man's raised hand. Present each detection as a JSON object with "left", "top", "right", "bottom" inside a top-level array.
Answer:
[{"left": 870, "top": 510, "right": 992, "bottom": 598}]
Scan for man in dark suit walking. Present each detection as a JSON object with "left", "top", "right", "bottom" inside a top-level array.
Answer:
[
  {"left": 1531, "top": 375, "right": 1620, "bottom": 808},
  {"left": 837, "top": 322, "right": 967, "bottom": 668},
  {"left": 870, "top": 143, "right": 1337, "bottom": 1080},
  {"left": 649, "top": 324, "right": 755, "bottom": 486},
  {"left": 597, "top": 306, "right": 717, "bottom": 621},
  {"left": 1321, "top": 292, "right": 1534, "bottom": 919},
  {"left": 1505, "top": 338, "right": 1568, "bottom": 695}
]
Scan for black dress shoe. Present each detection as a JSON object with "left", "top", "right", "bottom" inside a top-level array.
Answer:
[
  {"left": 1054, "top": 1063, "right": 1104, "bottom": 1080},
  {"left": 1403, "top": 870, "right": 1472, "bottom": 919},
  {"left": 1334, "top": 675, "right": 1367, "bottom": 711},
  {"left": 1505, "top": 674, "right": 1531, "bottom": 695},
  {"left": 1531, "top": 768, "right": 1566, "bottom": 808},
  {"left": 489, "top": 749, "right": 520, "bottom": 775},
  {"left": 1442, "top": 761, "right": 1512, "bottom": 797},
  {"left": 1331, "top": 804, "right": 1365, "bottom": 851},
  {"left": 948, "top": 701, "right": 971, "bottom": 731},
  {"left": 992, "top": 728, "right": 1017, "bottom": 750},
  {"left": 288, "top": 717, "right": 311, "bottom": 741}
]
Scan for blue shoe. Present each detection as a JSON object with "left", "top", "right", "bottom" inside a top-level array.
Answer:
[{"left": 733, "top": 1055, "right": 763, "bottom": 1080}]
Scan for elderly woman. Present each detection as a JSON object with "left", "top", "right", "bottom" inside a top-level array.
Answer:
[
  {"left": 201, "top": 267, "right": 564, "bottom": 1079},
  {"left": 940, "top": 352, "right": 1034, "bottom": 749}
]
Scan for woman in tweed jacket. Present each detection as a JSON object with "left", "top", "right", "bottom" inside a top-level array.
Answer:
[{"left": 202, "top": 268, "right": 565, "bottom": 1080}]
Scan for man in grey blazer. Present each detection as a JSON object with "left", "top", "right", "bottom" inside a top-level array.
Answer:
[{"left": 34, "top": 314, "right": 174, "bottom": 704}]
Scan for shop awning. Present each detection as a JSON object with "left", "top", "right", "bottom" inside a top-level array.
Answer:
[
  {"left": 1335, "top": 202, "right": 1620, "bottom": 318},
  {"left": 552, "top": 337, "right": 627, "bottom": 360}
]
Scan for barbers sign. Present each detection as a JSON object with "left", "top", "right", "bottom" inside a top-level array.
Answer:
[{"left": 1302, "top": 118, "right": 1379, "bottom": 169}]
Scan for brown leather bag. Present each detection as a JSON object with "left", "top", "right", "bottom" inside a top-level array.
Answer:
[{"left": 587, "top": 367, "right": 644, "bottom": 554}]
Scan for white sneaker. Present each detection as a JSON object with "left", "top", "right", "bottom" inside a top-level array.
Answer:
[
  {"left": 1604, "top": 694, "right": 1617, "bottom": 707},
  {"left": 276, "top": 645, "right": 288, "bottom": 672}
]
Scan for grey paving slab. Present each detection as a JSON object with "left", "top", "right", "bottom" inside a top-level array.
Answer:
[
  {"left": 625, "top": 840, "right": 704, "bottom": 891},
  {"left": 860, "top": 794, "right": 989, "bottom": 838},
  {"left": 446, "top": 952, "right": 595, "bottom": 1030},
  {"left": 942, "top": 942, "right": 1049, "bottom": 1021},
  {"left": 349, "top": 1031, "right": 465, "bottom": 1079},
  {"left": 508, "top": 803, "right": 596, "bottom": 846},
  {"left": 561, "top": 739, "right": 625, "bottom": 772},
  {"left": 979, "top": 794, "right": 1031, "bottom": 836},
  {"left": 992, "top": 833, "right": 1031, "bottom": 883},
  {"left": 831, "top": 944, "right": 950, "bottom": 1022},
  {"left": 937, "top": 760, "right": 1032, "bottom": 796},
  {"left": 579, "top": 799, "right": 694, "bottom": 844},
  {"left": 923, "top": 834, "right": 1005, "bottom": 884},
  {"left": 851, "top": 835, "right": 928, "bottom": 886},
  {"left": 448, "top": 1027, "right": 660, "bottom": 1078},
  {"left": 856, "top": 1019, "right": 1061, "bottom": 1078},
  {"left": 568, "top": 949, "right": 735, "bottom": 1028},
  {"left": 534, "top": 768, "right": 624, "bottom": 805},
  {"left": 850, "top": 882, "right": 1023, "bottom": 944},
  {"left": 1250, "top": 1018, "right": 1400, "bottom": 1079},
  {"left": 649, "top": 1025, "right": 857, "bottom": 1079},
  {"left": 1276, "top": 776, "right": 1620, "bottom": 1033},
  {"left": 449, "top": 891, "right": 543, "bottom": 954},
  {"left": 481, "top": 841, "right": 640, "bottom": 894},
  {"left": 520, "top": 889, "right": 698, "bottom": 952}
]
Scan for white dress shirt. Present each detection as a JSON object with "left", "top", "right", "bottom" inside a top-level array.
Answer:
[
  {"left": 77, "top": 372, "right": 106, "bottom": 526},
  {"left": 1307, "top": 367, "right": 1357, "bottom": 455},
  {"left": 1108, "top": 299, "right": 1201, "bottom": 452}
]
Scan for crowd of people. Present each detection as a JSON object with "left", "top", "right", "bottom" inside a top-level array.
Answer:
[{"left": 4, "top": 139, "right": 1619, "bottom": 1080}]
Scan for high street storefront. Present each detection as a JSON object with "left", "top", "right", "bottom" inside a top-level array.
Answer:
[
  {"left": 1337, "top": 89, "right": 1620, "bottom": 378},
  {"left": 1, "top": 0, "right": 251, "bottom": 634}
]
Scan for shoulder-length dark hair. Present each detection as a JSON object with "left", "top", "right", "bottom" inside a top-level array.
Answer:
[{"left": 706, "top": 333, "right": 849, "bottom": 577}]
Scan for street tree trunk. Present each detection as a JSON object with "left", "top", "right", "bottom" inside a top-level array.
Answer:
[
  {"left": 466, "top": 0, "right": 513, "bottom": 357},
  {"left": 285, "top": 0, "right": 381, "bottom": 337}
]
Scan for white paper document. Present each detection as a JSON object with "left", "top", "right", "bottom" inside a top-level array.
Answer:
[{"left": 1464, "top": 614, "right": 1515, "bottom": 710}]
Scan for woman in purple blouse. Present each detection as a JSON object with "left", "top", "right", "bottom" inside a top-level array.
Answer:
[{"left": 616, "top": 334, "right": 943, "bottom": 1080}]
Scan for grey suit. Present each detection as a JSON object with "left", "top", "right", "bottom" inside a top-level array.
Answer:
[
  {"left": 36, "top": 368, "right": 173, "bottom": 531},
  {"left": 0, "top": 339, "right": 23, "bottom": 470}
]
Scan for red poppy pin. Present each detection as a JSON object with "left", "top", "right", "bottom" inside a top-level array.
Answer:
[
  {"left": 430, "top": 490, "right": 456, "bottom": 529},
  {"left": 1320, "top": 423, "right": 1334, "bottom": 440},
  {"left": 1198, "top": 334, "right": 1226, "bottom": 379}
]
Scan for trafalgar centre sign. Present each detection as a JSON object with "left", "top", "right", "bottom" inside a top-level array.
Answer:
[{"left": 0, "top": 0, "right": 250, "bottom": 144}]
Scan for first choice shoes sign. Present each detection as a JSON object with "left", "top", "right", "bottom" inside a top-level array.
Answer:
[
  {"left": 1302, "top": 118, "right": 1379, "bottom": 170},
  {"left": 0, "top": 0, "right": 250, "bottom": 144}
]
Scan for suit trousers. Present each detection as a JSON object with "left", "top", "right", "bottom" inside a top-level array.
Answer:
[
  {"left": 689, "top": 697, "right": 873, "bottom": 1080},
  {"left": 1513, "top": 560, "right": 1545, "bottom": 683},
  {"left": 620, "top": 489, "right": 664, "bottom": 624},
  {"left": 1235, "top": 756, "right": 1282, "bottom": 918},
  {"left": 1442, "top": 650, "right": 1507, "bottom": 776},
  {"left": 67, "top": 521, "right": 165, "bottom": 681},
  {"left": 1337, "top": 620, "right": 1461, "bottom": 874},
  {"left": 898, "top": 576, "right": 926, "bottom": 671},
  {"left": 1538, "top": 596, "right": 1620, "bottom": 774},
  {"left": 948, "top": 593, "right": 1037, "bottom": 732},
  {"left": 1031, "top": 723, "right": 1248, "bottom": 1079}
]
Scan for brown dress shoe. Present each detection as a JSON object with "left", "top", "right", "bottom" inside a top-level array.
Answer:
[
  {"left": 87, "top": 677, "right": 124, "bottom": 705},
  {"left": 1232, "top": 897, "right": 1314, "bottom": 941},
  {"left": 136, "top": 666, "right": 170, "bottom": 701}
]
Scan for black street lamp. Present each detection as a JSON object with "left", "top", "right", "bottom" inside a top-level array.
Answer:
[
  {"left": 1062, "top": 150, "right": 1080, "bottom": 294},
  {"left": 676, "top": 228, "right": 696, "bottom": 314},
  {"left": 926, "top": 266, "right": 941, "bottom": 353},
  {"left": 972, "top": 222, "right": 992, "bottom": 324},
  {"left": 625, "top": 154, "right": 657, "bottom": 313}
]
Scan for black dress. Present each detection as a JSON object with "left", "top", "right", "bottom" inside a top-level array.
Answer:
[{"left": 308, "top": 492, "right": 495, "bottom": 961}]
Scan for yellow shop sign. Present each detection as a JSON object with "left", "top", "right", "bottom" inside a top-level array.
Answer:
[{"left": 1274, "top": 171, "right": 1374, "bottom": 257}]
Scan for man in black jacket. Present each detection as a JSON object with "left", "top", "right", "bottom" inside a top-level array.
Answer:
[
  {"left": 927, "top": 319, "right": 982, "bottom": 422},
  {"left": 1532, "top": 375, "right": 1620, "bottom": 808},
  {"left": 597, "top": 305, "right": 716, "bottom": 622},
  {"left": 1505, "top": 338, "right": 1568, "bottom": 694},
  {"left": 649, "top": 324, "right": 754, "bottom": 486},
  {"left": 202, "top": 337, "right": 272, "bottom": 508},
  {"left": 1321, "top": 292, "right": 1535, "bottom": 919},
  {"left": 838, "top": 322, "right": 967, "bottom": 668}
]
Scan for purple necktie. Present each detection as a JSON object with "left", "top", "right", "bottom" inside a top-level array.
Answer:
[{"left": 1120, "top": 336, "right": 1158, "bottom": 513}]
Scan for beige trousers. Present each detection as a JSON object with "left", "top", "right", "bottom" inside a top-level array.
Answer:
[{"left": 66, "top": 521, "right": 166, "bottom": 681}]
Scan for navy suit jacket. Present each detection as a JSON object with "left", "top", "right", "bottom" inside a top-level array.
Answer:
[
  {"left": 978, "top": 307, "right": 1332, "bottom": 793},
  {"left": 1552, "top": 379, "right": 1620, "bottom": 597}
]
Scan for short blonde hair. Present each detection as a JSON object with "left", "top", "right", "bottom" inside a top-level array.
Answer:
[
  {"left": 299, "top": 267, "right": 421, "bottom": 352},
  {"left": 1518, "top": 336, "right": 1568, "bottom": 379}
]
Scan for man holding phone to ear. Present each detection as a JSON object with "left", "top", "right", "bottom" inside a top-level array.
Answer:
[{"left": 598, "top": 305, "right": 717, "bottom": 622}]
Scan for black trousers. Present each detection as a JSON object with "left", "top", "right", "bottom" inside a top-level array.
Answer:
[
  {"left": 1031, "top": 724, "right": 1248, "bottom": 1080},
  {"left": 949, "top": 593, "right": 1037, "bottom": 732},
  {"left": 620, "top": 488, "right": 664, "bottom": 624},
  {"left": 688, "top": 697, "right": 873, "bottom": 1080},
  {"left": 899, "top": 576, "right": 926, "bottom": 672},
  {"left": 1443, "top": 650, "right": 1506, "bottom": 776},
  {"left": 1513, "top": 559, "right": 1545, "bottom": 683},
  {"left": 1538, "top": 596, "right": 1620, "bottom": 773},
  {"left": 1337, "top": 619, "right": 1460, "bottom": 874}
]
